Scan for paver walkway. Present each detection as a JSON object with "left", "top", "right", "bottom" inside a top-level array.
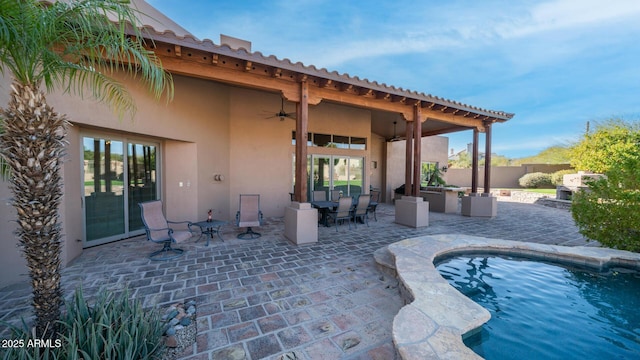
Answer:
[{"left": 0, "top": 199, "right": 594, "bottom": 359}]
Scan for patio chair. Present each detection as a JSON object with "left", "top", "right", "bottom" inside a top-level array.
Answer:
[
  {"left": 236, "top": 194, "right": 263, "bottom": 239},
  {"left": 330, "top": 189, "right": 341, "bottom": 201},
  {"left": 313, "top": 190, "right": 327, "bottom": 201},
  {"left": 327, "top": 196, "right": 353, "bottom": 231},
  {"left": 353, "top": 194, "right": 370, "bottom": 228},
  {"left": 368, "top": 190, "right": 380, "bottom": 221},
  {"left": 139, "top": 200, "right": 192, "bottom": 261}
]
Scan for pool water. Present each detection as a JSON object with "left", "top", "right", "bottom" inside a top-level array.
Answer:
[{"left": 436, "top": 256, "right": 640, "bottom": 360}]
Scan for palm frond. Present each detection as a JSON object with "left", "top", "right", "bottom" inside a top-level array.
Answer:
[{"left": 0, "top": 0, "right": 173, "bottom": 118}]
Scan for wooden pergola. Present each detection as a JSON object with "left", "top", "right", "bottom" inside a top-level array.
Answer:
[{"left": 139, "top": 30, "right": 514, "bottom": 202}]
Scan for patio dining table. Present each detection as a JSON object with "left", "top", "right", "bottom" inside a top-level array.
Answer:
[{"left": 310, "top": 200, "right": 338, "bottom": 227}]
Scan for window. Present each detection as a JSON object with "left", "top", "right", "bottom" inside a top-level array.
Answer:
[
  {"left": 313, "top": 133, "right": 332, "bottom": 147},
  {"left": 333, "top": 135, "right": 349, "bottom": 149},
  {"left": 291, "top": 131, "right": 367, "bottom": 150},
  {"left": 350, "top": 137, "right": 366, "bottom": 150}
]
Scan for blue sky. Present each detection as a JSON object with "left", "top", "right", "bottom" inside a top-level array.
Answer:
[{"left": 147, "top": 0, "right": 640, "bottom": 158}]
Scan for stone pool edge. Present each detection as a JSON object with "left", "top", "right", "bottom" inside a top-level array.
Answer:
[{"left": 373, "top": 234, "right": 640, "bottom": 360}]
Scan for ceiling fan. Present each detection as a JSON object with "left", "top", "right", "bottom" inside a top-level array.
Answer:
[
  {"left": 387, "top": 121, "right": 402, "bottom": 142},
  {"left": 265, "top": 98, "right": 296, "bottom": 121}
]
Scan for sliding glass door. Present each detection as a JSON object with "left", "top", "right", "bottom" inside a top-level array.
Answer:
[
  {"left": 82, "top": 135, "right": 159, "bottom": 247},
  {"left": 127, "top": 142, "right": 158, "bottom": 234},
  {"left": 333, "top": 157, "right": 363, "bottom": 197},
  {"left": 309, "top": 155, "right": 364, "bottom": 198}
]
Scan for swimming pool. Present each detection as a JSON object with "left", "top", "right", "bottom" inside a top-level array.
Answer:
[
  {"left": 437, "top": 255, "right": 640, "bottom": 359},
  {"left": 379, "top": 234, "right": 640, "bottom": 360}
]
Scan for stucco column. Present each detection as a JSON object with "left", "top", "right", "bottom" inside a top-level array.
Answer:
[
  {"left": 471, "top": 128, "right": 479, "bottom": 193},
  {"left": 294, "top": 81, "right": 309, "bottom": 202},
  {"left": 483, "top": 122, "right": 492, "bottom": 195}
]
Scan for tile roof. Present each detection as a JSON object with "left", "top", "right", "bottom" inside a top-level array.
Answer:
[{"left": 133, "top": 0, "right": 513, "bottom": 122}]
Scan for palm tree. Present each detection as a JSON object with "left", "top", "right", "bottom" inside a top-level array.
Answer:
[{"left": 0, "top": 0, "right": 173, "bottom": 338}]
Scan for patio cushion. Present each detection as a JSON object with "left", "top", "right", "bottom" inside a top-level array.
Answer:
[{"left": 171, "top": 230, "right": 193, "bottom": 243}]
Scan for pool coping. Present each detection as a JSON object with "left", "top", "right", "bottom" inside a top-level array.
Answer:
[{"left": 374, "top": 234, "right": 640, "bottom": 360}]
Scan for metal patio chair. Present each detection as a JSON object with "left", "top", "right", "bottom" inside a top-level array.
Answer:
[
  {"left": 236, "top": 194, "right": 263, "bottom": 239},
  {"left": 313, "top": 190, "right": 327, "bottom": 201},
  {"left": 327, "top": 196, "right": 353, "bottom": 231},
  {"left": 368, "top": 190, "right": 380, "bottom": 221},
  {"left": 139, "top": 200, "right": 192, "bottom": 260},
  {"left": 353, "top": 194, "right": 370, "bottom": 228}
]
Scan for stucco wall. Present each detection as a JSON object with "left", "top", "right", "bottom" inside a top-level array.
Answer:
[
  {"left": 369, "top": 133, "right": 386, "bottom": 198},
  {"left": 0, "top": 175, "right": 27, "bottom": 288},
  {"left": 0, "top": 72, "right": 234, "bottom": 286},
  {"left": 0, "top": 70, "right": 399, "bottom": 288},
  {"left": 447, "top": 164, "right": 573, "bottom": 188},
  {"left": 228, "top": 90, "right": 372, "bottom": 218}
]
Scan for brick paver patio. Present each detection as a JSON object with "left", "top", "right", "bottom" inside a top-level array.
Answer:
[{"left": 0, "top": 199, "right": 594, "bottom": 359}]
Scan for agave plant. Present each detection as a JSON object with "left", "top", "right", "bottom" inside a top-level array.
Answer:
[{"left": 0, "top": 0, "right": 172, "bottom": 338}]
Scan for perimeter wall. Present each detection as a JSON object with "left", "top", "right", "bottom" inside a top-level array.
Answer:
[{"left": 445, "top": 164, "right": 572, "bottom": 188}]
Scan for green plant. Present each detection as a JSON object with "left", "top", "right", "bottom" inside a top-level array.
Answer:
[
  {"left": 518, "top": 172, "right": 553, "bottom": 188},
  {"left": 571, "top": 155, "right": 640, "bottom": 252},
  {"left": 551, "top": 169, "right": 575, "bottom": 186},
  {"left": 422, "top": 163, "right": 446, "bottom": 187},
  {"left": 1, "top": 287, "right": 166, "bottom": 360}
]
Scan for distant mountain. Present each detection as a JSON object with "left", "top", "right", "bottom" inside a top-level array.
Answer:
[{"left": 511, "top": 146, "right": 572, "bottom": 165}]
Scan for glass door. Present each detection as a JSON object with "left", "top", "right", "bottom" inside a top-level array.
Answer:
[
  {"left": 83, "top": 137, "right": 125, "bottom": 245},
  {"left": 347, "top": 157, "right": 363, "bottom": 197},
  {"left": 127, "top": 143, "right": 158, "bottom": 233},
  {"left": 82, "top": 136, "right": 159, "bottom": 247},
  {"left": 308, "top": 155, "right": 364, "bottom": 198}
]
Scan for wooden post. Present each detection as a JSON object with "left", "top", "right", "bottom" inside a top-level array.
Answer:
[
  {"left": 412, "top": 104, "right": 422, "bottom": 197},
  {"left": 294, "top": 81, "right": 309, "bottom": 202},
  {"left": 404, "top": 119, "right": 413, "bottom": 196},
  {"left": 471, "top": 128, "right": 479, "bottom": 193},
  {"left": 483, "top": 122, "right": 492, "bottom": 195}
]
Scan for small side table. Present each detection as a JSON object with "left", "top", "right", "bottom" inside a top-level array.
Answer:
[{"left": 189, "top": 220, "right": 226, "bottom": 246}]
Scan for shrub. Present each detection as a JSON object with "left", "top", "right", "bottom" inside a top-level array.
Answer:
[
  {"left": 518, "top": 172, "right": 553, "bottom": 188},
  {"left": 571, "top": 155, "right": 640, "bottom": 251},
  {"left": 1, "top": 287, "right": 166, "bottom": 360},
  {"left": 550, "top": 169, "right": 575, "bottom": 185}
]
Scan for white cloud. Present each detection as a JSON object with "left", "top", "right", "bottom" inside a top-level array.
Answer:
[
  {"left": 298, "top": 0, "right": 640, "bottom": 68},
  {"left": 506, "top": 0, "right": 640, "bottom": 38}
]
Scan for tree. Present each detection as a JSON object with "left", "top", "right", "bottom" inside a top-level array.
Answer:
[
  {"left": 570, "top": 119, "right": 640, "bottom": 173},
  {"left": 570, "top": 118, "right": 640, "bottom": 251},
  {"left": 448, "top": 151, "right": 471, "bottom": 169},
  {"left": 0, "top": 0, "right": 172, "bottom": 338}
]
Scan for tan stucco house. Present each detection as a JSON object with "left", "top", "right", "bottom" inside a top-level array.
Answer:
[{"left": 0, "top": 0, "right": 513, "bottom": 288}]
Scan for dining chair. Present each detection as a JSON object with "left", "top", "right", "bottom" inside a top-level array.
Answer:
[
  {"left": 327, "top": 196, "right": 353, "bottom": 231},
  {"left": 353, "top": 194, "right": 370, "bottom": 228},
  {"left": 368, "top": 190, "right": 380, "bottom": 221},
  {"left": 313, "top": 190, "right": 327, "bottom": 201}
]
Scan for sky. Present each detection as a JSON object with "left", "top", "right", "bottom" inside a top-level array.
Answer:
[{"left": 147, "top": 0, "right": 640, "bottom": 158}]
